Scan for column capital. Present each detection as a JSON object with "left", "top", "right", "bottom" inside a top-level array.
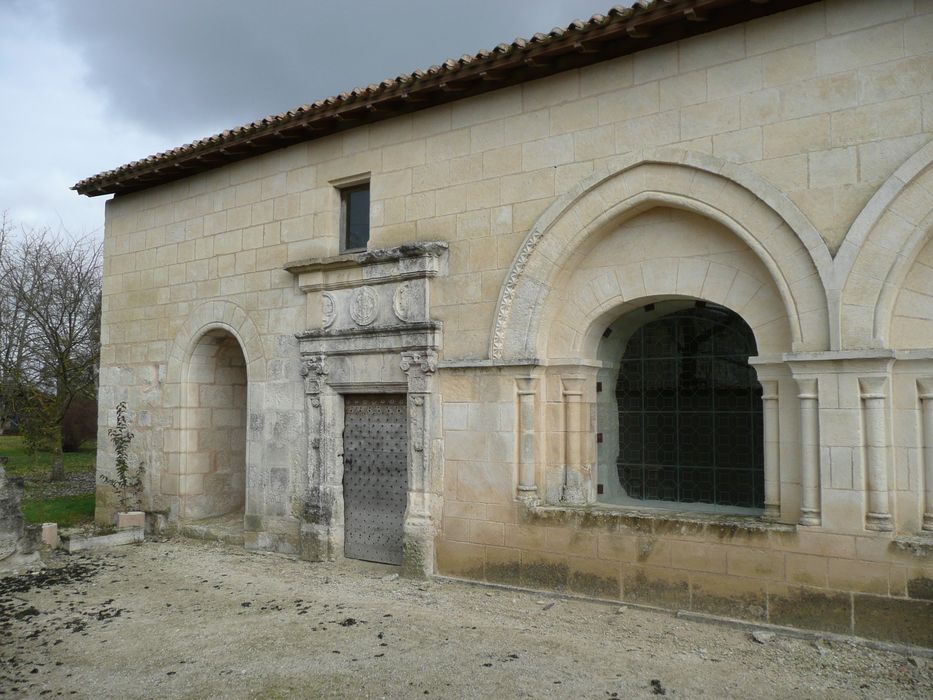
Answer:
[
  {"left": 561, "top": 376, "right": 586, "bottom": 396},
  {"left": 516, "top": 376, "right": 539, "bottom": 394},
  {"left": 300, "top": 354, "right": 328, "bottom": 395},
  {"left": 401, "top": 350, "right": 438, "bottom": 393},
  {"left": 759, "top": 378, "right": 779, "bottom": 401},
  {"left": 795, "top": 376, "right": 818, "bottom": 400},
  {"left": 858, "top": 376, "right": 888, "bottom": 399},
  {"left": 400, "top": 350, "right": 438, "bottom": 376},
  {"left": 918, "top": 377, "right": 933, "bottom": 400}
]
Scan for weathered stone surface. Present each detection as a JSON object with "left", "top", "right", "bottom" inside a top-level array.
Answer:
[
  {"left": 0, "top": 466, "right": 40, "bottom": 569},
  {"left": 853, "top": 594, "right": 933, "bottom": 648},
  {"left": 63, "top": 527, "right": 144, "bottom": 553}
]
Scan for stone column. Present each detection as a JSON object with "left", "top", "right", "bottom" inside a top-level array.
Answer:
[
  {"left": 516, "top": 377, "right": 538, "bottom": 502},
  {"left": 919, "top": 378, "right": 933, "bottom": 532},
  {"left": 561, "top": 377, "right": 587, "bottom": 505},
  {"left": 796, "top": 377, "right": 821, "bottom": 526},
  {"left": 299, "top": 354, "right": 334, "bottom": 561},
  {"left": 400, "top": 350, "right": 440, "bottom": 578},
  {"left": 760, "top": 380, "right": 781, "bottom": 521},
  {"left": 859, "top": 377, "right": 893, "bottom": 531}
]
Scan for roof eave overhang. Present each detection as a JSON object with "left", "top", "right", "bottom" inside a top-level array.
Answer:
[{"left": 74, "top": 0, "right": 819, "bottom": 197}]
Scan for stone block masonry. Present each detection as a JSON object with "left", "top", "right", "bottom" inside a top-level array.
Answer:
[{"left": 89, "top": 1, "right": 933, "bottom": 645}]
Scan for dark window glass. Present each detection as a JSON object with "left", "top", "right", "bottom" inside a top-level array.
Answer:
[
  {"left": 342, "top": 185, "right": 370, "bottom": 251},
  {"left": 615, "top": 305, "right": 764, "bottom": 508}
]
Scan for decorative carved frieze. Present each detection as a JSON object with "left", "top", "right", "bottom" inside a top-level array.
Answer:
[
  {"left": 349, "top": 286, "right": 379, "bottom": 326},
  {"left": 491, "top": 226, "right": 545, "bottom": 360},
  {"left": 393, "top": 282, "right": 414, "bottom": 323},
  {"left": 321, "top": 292, "right": 336, "bottom": 329}
]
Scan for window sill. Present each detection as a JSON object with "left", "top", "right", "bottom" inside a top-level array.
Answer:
[{"left": 521, "top": 502, "right": 796, "bottom": 535}]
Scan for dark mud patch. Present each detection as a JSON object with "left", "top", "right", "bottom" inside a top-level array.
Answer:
[{"left": 1, "top": 555, "right": 126, "bottom": 695}]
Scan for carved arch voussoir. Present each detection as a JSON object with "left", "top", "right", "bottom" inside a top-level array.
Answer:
[
  {"left": 489, "top": 149, "right": 832, "bottom": 361},
  {"left": 164, "top": 300, "right": 267, "bottom": 385}
]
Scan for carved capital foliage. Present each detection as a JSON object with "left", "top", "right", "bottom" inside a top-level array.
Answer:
[
  {"left": 400, "top": 350, "right": 438, "bottom": 378},
  {"left": 301, "top": 355, "right": 328, "bottom": 395},
  {"left": 401, "top": 350, "right": 437, "bottom": 393}
]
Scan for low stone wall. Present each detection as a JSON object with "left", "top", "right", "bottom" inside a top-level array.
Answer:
[{"left": 436, "top": 503, "right": 933, "bottom": 648}]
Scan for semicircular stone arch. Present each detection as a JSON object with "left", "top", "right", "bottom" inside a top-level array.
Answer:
[
  {"left": 161, "top": 300, "right": 267, "bottom": 520},
  {"left": 165, "top": 300, "right": 267, "bottom": 386},
  {"left": 836, "top": 140, "right": 933, "bottom": 349},
  {"left": 490, "top": 150, "right": 832, "bottom": 361},
  {"left": 546, "top": 229, "right": 792, "bottom": 363}
]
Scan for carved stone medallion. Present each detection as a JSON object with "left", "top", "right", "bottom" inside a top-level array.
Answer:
[
  {"left": 349, "top": 285, "right": 378, "bottom": 326},
  {"left": 393, "top": 282, "right": 413, "bottom": 323},
  {"left": 321, "top": 292, "right": 336, "bottom": 329}
]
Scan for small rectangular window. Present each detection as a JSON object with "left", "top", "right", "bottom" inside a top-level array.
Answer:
[{"left": 340, "top": 184, "right": 370, "bottom": 252}]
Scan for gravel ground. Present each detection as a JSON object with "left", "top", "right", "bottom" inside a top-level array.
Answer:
[
  {"left": 1, "top": 538, "right": 931, "bottom": 699},
  {"left": 20, "top": 471, "right": 96, "bottom": 500}
]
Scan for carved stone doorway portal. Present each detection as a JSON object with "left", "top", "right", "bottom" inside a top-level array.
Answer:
[{"left": 286, "top": 242, "right": 447, "bottom": 577}]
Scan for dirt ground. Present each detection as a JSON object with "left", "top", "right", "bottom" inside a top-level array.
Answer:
[{"left": 1, "top": 538, "right": 931, "bottom": 699}]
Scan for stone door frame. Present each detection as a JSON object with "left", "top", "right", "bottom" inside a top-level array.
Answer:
[
  {"left": 287, "top": 242, "right": 448, "bottom": 577},
  {"left": 299, "top": 348, "right": 440, "bottom": 576}
]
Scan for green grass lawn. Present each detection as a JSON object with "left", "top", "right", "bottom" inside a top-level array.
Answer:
[
  {"left": 21, "top": 494, "right": 96, "bottom": 527},
  {"left": 0, "top": 434, "right": 96, "bottom": 479},
  {"left": 1, "top": 435, "right": 98, "bottom": 526}
]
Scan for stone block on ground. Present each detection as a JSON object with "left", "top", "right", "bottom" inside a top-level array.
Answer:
[
  {"left": 116, "top": 511, "right": 145, "bottom": 528},
  {"left": 63, "top": 527, "right": 144, "bottom": 553}
]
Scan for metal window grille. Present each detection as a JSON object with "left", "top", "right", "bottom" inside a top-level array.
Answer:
[{"left": 615, "top": 306, "right": 764, "bottom": 508}]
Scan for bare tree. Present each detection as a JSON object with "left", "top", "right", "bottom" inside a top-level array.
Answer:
[
  {"left": 0, "top": 220, "right": 102, "bottom": 480},
  {"left": 0, "top": 212, "right": 31, "bottom": 434}
]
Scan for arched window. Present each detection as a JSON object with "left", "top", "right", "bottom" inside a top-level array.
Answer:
[{"left": 615, "top": 303, "right": 763, "bottom": 509}]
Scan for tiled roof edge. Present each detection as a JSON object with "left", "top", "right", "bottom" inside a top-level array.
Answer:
[{"left": 74, "top": 0, "right": 817, "bottom": 197}]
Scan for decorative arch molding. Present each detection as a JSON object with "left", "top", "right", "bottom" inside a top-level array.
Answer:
[
  {"left": 836, "top": 139, "right": 933, "bottom": 349},
  {"left": 165, "top": 300, "right": 267, "bottom": 385},
  {"left": 490, "top": 149, "right": 833, "bottom": 361}
]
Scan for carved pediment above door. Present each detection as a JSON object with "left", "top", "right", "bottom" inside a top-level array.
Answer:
[{"left": 284, "top": 242, "right": 448, "bottom": 336}]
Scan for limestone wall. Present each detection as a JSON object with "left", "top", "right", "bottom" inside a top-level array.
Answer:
[{"left": 95, "top": 0, "right": 933, "bottom": 643}]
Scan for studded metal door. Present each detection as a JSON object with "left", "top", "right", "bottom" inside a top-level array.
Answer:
[{"left": 342, "top": 394, "right": 408, "bottom": 565}]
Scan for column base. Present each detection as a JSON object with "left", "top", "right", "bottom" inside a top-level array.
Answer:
[
  {"left": 866, "top": 512, "right": 894, "bottom": 532},
  {"left": 923, "top": 514, "right": 933, "bottom": 532},
  {"left": 798, "top": 509, "right": 821, "bottom": 527},
  {"left": 402, "top": 513, "right": 435, "bottom": 579},
  {"left": 299, "top": 522, "right": 336, "bottom": 561},
  {"left": 517, "top": 485, "right": 538, "bottom": 503},
  {"left": 762, "top": 503, "right": 781, "bottom": 522}
]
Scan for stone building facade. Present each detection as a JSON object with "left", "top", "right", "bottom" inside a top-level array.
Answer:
[{"left": 77, "top": 0, "right": 933, "bottom": 645}]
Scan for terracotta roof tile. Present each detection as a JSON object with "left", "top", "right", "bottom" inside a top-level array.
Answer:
[{"left": 74, "top": 0, "right": 818, "bottom": 197}]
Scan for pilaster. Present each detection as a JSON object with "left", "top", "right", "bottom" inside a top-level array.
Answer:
[
  {"left": 400, "top": 350, "right": 441, "bottom": 578},
  {"left": 859, "top": 376, "right": 893, "bottom": 532},
  {"left": 919, "top": 378, "right": 933, "bottom": 532},
  {"left": 561, "top": 376, "right": 588, "bottom": 505},
  {"left": 516, "top": 377, "right": 540, "bottom": 502}
]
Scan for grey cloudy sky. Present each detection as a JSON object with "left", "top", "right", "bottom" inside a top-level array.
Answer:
[{"left": 1, "top": 0, "right": 613, "bottom": 238}]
